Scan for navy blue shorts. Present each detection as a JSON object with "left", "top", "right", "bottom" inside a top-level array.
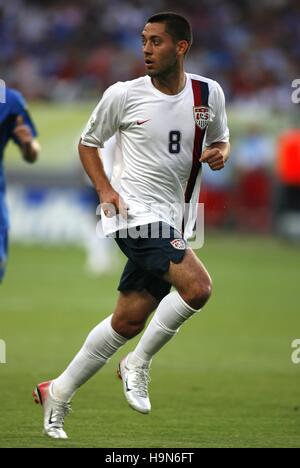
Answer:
[
  {"left": 0, "top": 229, "right": 8, "bottom": 283},
  {"left": 115, "top": 222, "right": 187, "bottom": 302}
]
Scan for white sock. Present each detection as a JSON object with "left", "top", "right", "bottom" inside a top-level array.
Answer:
[
  {"left": 128, "top": 291, "right": 198, "bottom": 367},
  {"left": 52, "top": 315, "right": 127, "bottom": 401}
]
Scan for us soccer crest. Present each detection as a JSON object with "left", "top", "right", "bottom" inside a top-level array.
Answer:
[
  {"left": 171, "top": 239, "right": 186, "bottom": 250},
  {"left": 193, "top": 106, "right": 210, "bottom": 130}
]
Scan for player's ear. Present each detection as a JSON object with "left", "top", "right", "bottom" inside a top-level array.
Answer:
[{"left": 176, "top": 40, "right": 189, "bottom": 57}]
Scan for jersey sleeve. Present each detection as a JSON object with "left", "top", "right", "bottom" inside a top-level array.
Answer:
[
  {"left": 205, "top": 81, "right": 229, "bottom": 146},
  {"left": 11, "top": 90, "right": 38, "bottom": 145},
  {"left": 81, "top": 82, "right": 127, "bottom": 148}
]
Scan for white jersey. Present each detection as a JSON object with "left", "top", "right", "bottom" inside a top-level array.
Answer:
[
  {"left": 100, "top": 134, "right": 118, "bottom": 181},
  {"left": 81, "top": 73, "right": 229, "bottom": 238}
]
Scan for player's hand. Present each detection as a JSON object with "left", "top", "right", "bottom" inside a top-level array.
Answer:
[
  {"left": 13, "top": 115, "right": 33, "bottom": 145},
  {"left": 100, "top": 188, "right": 129, "bottom": 219},
  {"left": 199, "top": 148, "right": 226, "bottom": 171}
]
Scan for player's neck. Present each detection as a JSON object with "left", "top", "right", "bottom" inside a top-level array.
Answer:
[{"left": 151, "top": 69, "right": 186, "bottom": 96}]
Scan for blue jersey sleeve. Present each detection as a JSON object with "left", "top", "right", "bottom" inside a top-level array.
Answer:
[{"left": 10, "top": 90, "right": 38, "bottom": 146}]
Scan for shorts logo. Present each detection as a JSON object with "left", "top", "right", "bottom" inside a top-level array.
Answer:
[
  {"left": 193, "top": 106, "right": 210, "bottom": 130},
  {"left": 171, "top": 239, "right": 186, "bottom": 250}
]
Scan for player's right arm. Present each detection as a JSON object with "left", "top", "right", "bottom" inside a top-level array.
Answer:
[
  {"left": 79, "top": 82, "right": 128, "bottom": 218},
  {"left": 78, "top": 140, "right": 127, "bottom": 218},
  {"left": 10, "top": 90, "right": 40, "bottom": 164},
  {"left": 13, "top": 115, "right": 40, "bottom": 163}
]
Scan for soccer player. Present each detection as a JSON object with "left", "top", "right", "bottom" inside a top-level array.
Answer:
[
  {"left": 33, "top": 12, "right": 230, "bottom": 439},
  {"left": 0, "top": 86, "right": 40, "bottom": 283}
]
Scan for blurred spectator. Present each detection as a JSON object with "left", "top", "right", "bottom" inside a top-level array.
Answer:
[
  {"left": 200, "top": 161, "right": 233, "bottom": 229},
  {"left": 275, "top": 128, "right": 300, "bottom": 240},
  {"left": 232, "top": 125, "right": 274, "bottom": 233}
]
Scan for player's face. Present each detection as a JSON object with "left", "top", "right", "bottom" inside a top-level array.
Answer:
[{"left": 141, "top": 22, "right": 179, "bottom": 77}]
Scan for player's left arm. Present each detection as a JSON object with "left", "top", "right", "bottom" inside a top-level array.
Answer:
[
  {"left": 200, "top": 81, "right": 230, "bottom": 171},
  {"left": 13, "top": 115, "right": 40, "bottom": 163},
  {"left": 200, "top": 141, "right": 230, "bottom": 171}
]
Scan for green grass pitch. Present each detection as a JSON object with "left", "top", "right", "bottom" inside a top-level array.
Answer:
[{"left": 0, "top": 235, "right": 300, "bottom": 448}]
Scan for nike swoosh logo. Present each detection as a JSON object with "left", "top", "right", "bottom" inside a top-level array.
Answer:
[
  {"left": 125, "top": 378, "right": 132, "bottom": 392},
  {"left": 137, "top": 119, "right": 151, "bottom": 126},
  {"left": 48, "top": 410, "right": 55, "bottom": 425}
]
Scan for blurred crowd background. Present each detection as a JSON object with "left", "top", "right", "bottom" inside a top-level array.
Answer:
[
  {"left": 1, "top": 0, "right": 300, "bottom": 250},
  {"left": 1, "top": 0, "right": 299, "bottom": 104}
]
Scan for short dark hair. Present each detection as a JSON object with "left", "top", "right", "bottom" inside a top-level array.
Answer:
[{"left": 147, "top": 12, "right": 193, "bottom": 53}]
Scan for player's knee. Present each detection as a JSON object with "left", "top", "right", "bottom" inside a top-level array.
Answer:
[
  {"left": 185, "top": 277, "right": 213, "bottom": 310},
  {"left": 112, "top": 316, "right": 146, "bottom": 339}
]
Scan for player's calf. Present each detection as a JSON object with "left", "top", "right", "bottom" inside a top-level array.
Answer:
[{"left": 111, "top": 290, "right": 159, "bottom": 339}]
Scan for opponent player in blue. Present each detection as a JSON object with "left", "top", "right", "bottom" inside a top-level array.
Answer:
[{"left": 0, "top": 85, "right": 40, "bottom": 283}]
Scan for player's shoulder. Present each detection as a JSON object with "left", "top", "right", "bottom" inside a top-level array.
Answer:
[
  {"left": 5, "top": 87, "right": 26, "bottom": 107},
  {"left": 187, "top": 73, "right": 223, "bottom": 92},
  {"left": 188, "top": 73, "right": 226, "bottom": 107},
  {"left": 105, "top": 77, "right": 146, "bottom": 97}
]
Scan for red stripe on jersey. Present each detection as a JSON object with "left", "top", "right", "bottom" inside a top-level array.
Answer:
[{"left": 185, "top": 80, "right": 204, "bottom": 203}]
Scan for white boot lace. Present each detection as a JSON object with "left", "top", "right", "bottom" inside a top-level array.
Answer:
[{"left": 130, "top": 366, "right": 151, "bottom": 398}]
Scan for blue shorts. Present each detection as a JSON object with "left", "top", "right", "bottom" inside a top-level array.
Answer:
[
  {"left": 115, "top": 222, "right": 187, "bottom": 302},
  {"left": 0, "top": 229, "right": 8, "bottom": 283}
]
